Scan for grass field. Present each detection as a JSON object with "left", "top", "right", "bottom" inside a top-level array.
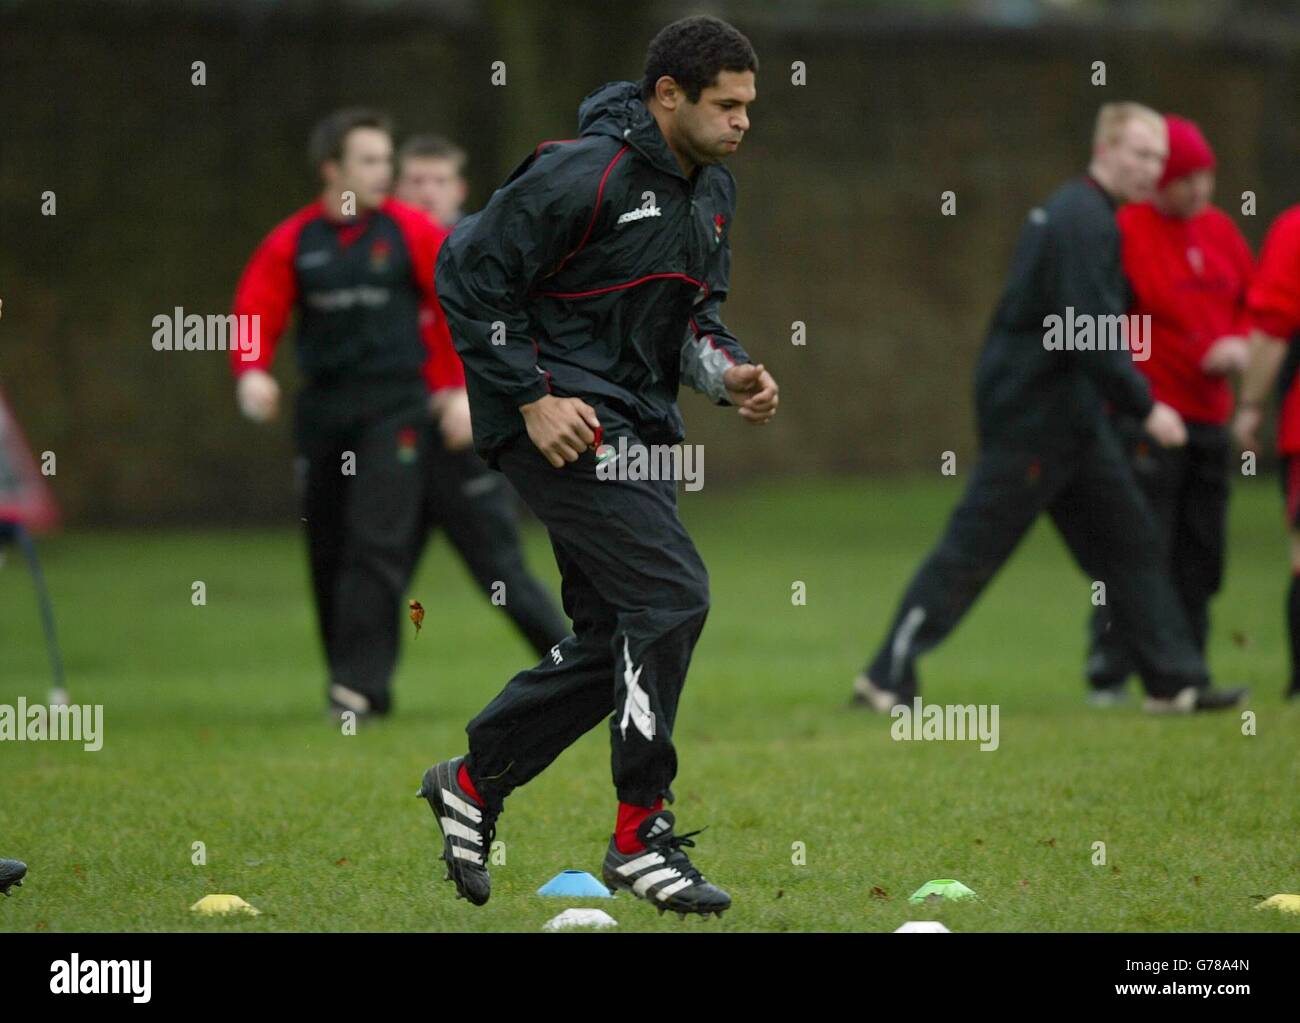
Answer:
[{"left": 1, "top": 477, "right": 1297, "bottom": 932}]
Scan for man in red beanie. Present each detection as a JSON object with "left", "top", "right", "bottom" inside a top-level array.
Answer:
[
  {"left": 1086, "top": 114, "right": 1256, "bottom": 704},
  {"left": 1233, "top": 202, "right": 1300, "bottom": 701},
  {"left": 853, "top": 102, "right": 1246, "bottom": 715}
]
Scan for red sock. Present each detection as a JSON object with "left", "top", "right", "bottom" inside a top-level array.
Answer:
[
  {"left": 615, "top": 798, "right": 664, "bottom": 854},
  {"left": 457, "top": 762, "right": 486, "bottom": 808}
]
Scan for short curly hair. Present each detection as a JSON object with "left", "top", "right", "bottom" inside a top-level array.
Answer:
[{"left": 641, "top": 15, "right": 758, "bottom": 104}]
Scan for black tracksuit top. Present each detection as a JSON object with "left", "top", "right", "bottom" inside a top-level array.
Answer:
[
  {"left": 975, "top": 175, "right": 1154, "bottom": 452},
  {"left": 435, "top": 80, "right": 752, "bottom": 464}
]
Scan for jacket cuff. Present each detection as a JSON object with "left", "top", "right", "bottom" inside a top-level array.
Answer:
[
  {"left": 714, "top": 355, "right": 753, "bottom": 405},
  {"left": 514, "top": 378, "right": 551, "bottom": 407}
]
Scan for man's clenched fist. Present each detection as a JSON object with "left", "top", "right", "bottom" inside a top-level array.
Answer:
[
  {"left": 724, "top": 362, "right": 779, "bottom": 424},
  {"left": 520, "top": 394, "right": 601, "bottom": 468}
]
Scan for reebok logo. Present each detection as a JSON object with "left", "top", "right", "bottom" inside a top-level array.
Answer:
[
  {"left": 617, "top": 190, "right": 661, "bottom": 226},
  {"left": 616, "top": 205, "right": 660, "bottom": 225}
]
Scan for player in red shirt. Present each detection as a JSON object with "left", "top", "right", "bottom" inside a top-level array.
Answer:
[
  {"left": 1086, "top": 115, "right": 1255, "bottom": 704},
  {"left": 1234, "top": 203, "right": 1300, "bottom": 700},
  {"left": 229, "top": 108, "right": 462, "bottom": 718},
  {"left": 395, "top": 134, "right": 568, "bottom": 658}
]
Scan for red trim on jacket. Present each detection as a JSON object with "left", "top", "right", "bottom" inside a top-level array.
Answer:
[
  {"left": 538, "top": 272, "right": 708, "bottom": 301},
  {"left": 533, "top": 138, "right": 579, "bottom": 158},
  {"left": 541, "top": 144, "right": 631, "bottom": 281},
  {"left": 689, "top": 315, "right": 737, "bottom": 366}
]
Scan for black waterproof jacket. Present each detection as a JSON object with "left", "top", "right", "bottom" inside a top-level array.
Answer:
[
  {"left": 975, "top": 175, "right": 1154, "bottom": 453},
  {"left": 436, "top": 80, "right": 752, "bottom": 464}
]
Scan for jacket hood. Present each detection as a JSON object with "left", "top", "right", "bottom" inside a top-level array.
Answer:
[{"left": 577, "top": 80, "right": 685, "bottom": 180}]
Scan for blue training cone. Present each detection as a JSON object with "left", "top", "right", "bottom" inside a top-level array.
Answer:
[{"left": 537, "top": 870, "right": 613, "bottom": 897}]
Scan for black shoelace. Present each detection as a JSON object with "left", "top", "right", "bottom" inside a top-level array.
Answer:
[{"left": 650, "top": 826, "right": 708, "bottom": 882}]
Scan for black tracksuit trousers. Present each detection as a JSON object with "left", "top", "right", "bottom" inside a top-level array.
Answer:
[
  {"left": 298, "top": 385, "right": 429, "bottom": 714},
  {"left": 463, "top": 428, "right": 709, "bottom": 813},
  {"left": 1086, "top": 419, "right": 1230, "bottom": 688},
  {"left": 866, "top": 423, "right": 1210, "bottom": 699}
]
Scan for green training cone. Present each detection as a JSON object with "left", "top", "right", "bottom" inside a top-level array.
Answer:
[{"left": 908, "top": 879, "right": 976, "bottom": 904}]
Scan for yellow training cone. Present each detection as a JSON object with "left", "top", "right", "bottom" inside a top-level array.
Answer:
[
  {"left": 1255, "top": 894, "right": 1300, "bottom": 914},
  {"left": 190, "top": 894, "right": 260, "bottom": 916}
]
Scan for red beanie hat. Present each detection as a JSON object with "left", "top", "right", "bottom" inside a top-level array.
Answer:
[{"left": 1159, "top": 115, "right": 1216, "bottom": 188}]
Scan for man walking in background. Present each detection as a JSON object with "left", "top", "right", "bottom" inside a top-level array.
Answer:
[
  {"left": 230, "top": 108, "right": 461, "bottom": 719},
  {"left": 419, "top": 15, "right": 778, "bottom": 917},
  {"left": 394, "top": 136, "right": 570, "bottom": 659},
  {"left": 852, "top": 103, "right": 1246, "bottom": 715},
  {"left": 1086, "top": 115, "right": 1254, "bottom": 705}
]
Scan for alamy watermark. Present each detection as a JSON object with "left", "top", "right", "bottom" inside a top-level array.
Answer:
[
  {"left": 890, "top": 698, "right": 1000, "bottom": 751},
  {"left": 1042, "top": 307, "right": 1150, "bottom": 362},
  {"left": 0, "top": 698, "right": 103, "bottom": 751},
  {"left": 50, "top": 955, "right": 150, "bottom": 1003},
  {"left": 595, "top": 437, "right": 704, "bottom": 492},
  {"left": 152, "top": 307, "right": 260, "bottom": 362}
]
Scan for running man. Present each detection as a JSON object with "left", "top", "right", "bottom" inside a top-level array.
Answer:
[
  {"left": 230, "top": 108, "right": 461, "bottom": 718},
  {"left": 419, "top": 15, "right": 778, "bottom": 917},
  {"left": 1086, "top": 115, "right": 1254, "bottom": 704},
  {"left": 394, "top": 135, "right": 569, "bottom": 658},
  {"left": 851, "top": 103, "right": 1246, "bottom": 715}
]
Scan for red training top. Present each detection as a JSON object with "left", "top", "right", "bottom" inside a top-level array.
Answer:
[
  {"left": 229, "top": 196, "right": 462, "bottom": 393},
  {"left": 1117, "top": 202, "right": 1254, "bottom": 426},
  {"left": 1247, "top": 204, "right": 1300, "bottom": 453}
]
